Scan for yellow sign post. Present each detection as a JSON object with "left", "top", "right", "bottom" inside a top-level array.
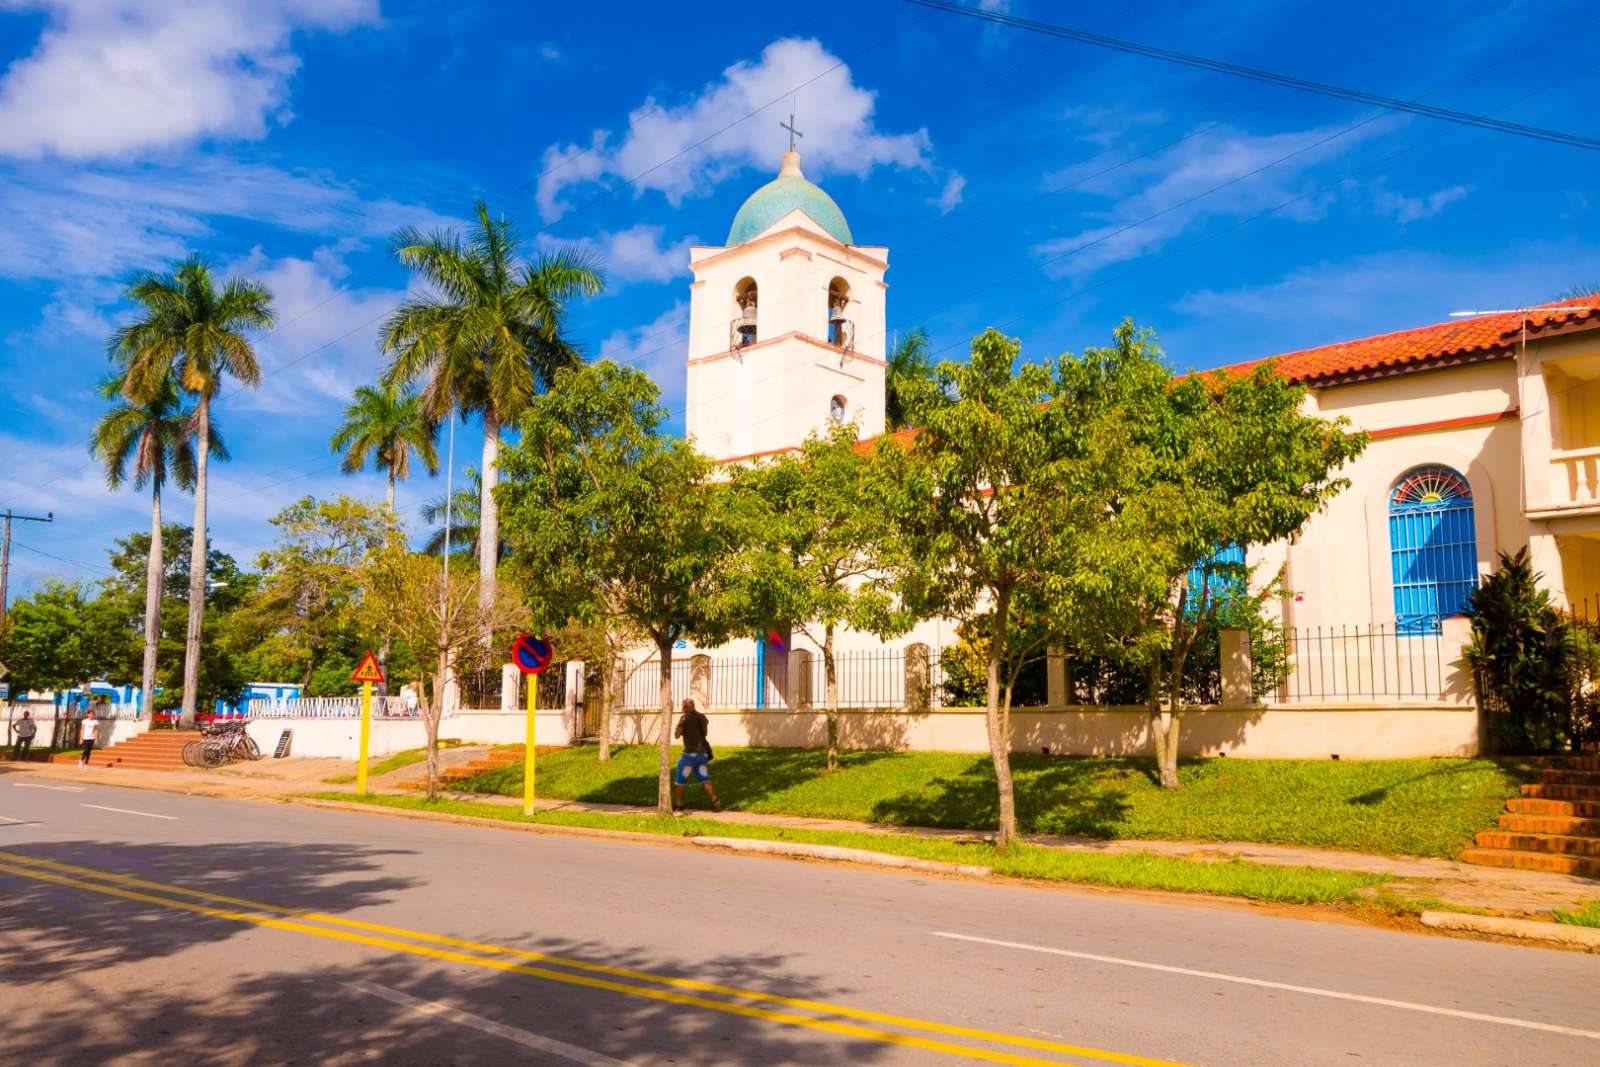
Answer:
[
  {"left": 351, "top": 651, "right": 386, "bottom": 797},
  {"left": 523, "top": 676, "right": 537, "bottom": 815}
]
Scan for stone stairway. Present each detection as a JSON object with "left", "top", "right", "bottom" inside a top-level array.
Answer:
[
  {"left": 1462, "top": 756, "right": 1600, "bottom": 878},
  {"left": 49, "top": 730, "right": 193, "bottom": 772},
  {"left": 399, "top": 745, "right": 562, "bottom": 790}
]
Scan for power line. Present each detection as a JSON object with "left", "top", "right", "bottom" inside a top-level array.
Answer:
[{"left": 906, "top": 0, "right": 1600, "bottom": 151}]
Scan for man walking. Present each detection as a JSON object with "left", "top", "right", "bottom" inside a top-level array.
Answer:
[
  {"left": 9, "top": 711, "right": 37, "bottom": 760},
  {"left": 79, "top": 707, "right": 99, "bottom": 768},
  {"left": 672, "top": 699, "right": 720, "bottom": 814}
]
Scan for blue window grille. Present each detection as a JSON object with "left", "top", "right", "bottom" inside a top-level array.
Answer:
[
  {"left": 1185, "top": 543, "right": 1246, "bottom": 615},
  {"left": 1389, "top": 465, "right": 1478, "bottom": 635}
]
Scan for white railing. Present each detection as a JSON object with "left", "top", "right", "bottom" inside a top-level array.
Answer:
[
  {"left": 245, "top": 695, "right": 418, "bottom": 719},
  {"left": 1550, "top": 446, "right": 1600, "bottom": 508}
]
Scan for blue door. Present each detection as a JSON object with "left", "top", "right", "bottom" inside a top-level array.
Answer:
[{"left": 1389, "top": 466, "right": 1478, "bottom": 634}]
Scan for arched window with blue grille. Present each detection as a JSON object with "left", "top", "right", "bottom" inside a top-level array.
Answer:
[{"left": 1389, "top": 465, "right": 1478, "bottom": 634}]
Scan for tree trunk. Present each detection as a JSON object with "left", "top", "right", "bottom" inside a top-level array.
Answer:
[
  {"left": 597, "top": 641, "right": 615, "bottom": 762},
  {"left": 478, "top": 413, "right": 500, "bottom": 643},
  {"left": 140, "top": 483, "right": 163, "bottom": 717},
  {"left": 1147, "top": 656, "right": 1180, "bottom": 789},
  {"left": 426, "top": 650, "right": 448, "bottom": 801},
  {"left": 824, "top": 625, "right": 839, "bottom": 773},
  {"left": 987, "top": 587, "right": 1019, "bottom": 849},
  {"left": 656, "top": 636, "right": 674, "bottom": 814},
  {"left": 1161, "top": 643, "right": 1191, "bottom": 790},
  {"left": 385, "top": 468, "right": 396, "bottom": 511},
  {"left": 179, "top": 394, "right": 210, "bottom": 729}
]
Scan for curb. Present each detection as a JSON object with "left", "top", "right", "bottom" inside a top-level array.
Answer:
[
  {"left": 1420, "top": 910, "right": 1600, "bottom": 949},
  {"left": 688, "top": 836, "right": 992, "bottom": 877}
]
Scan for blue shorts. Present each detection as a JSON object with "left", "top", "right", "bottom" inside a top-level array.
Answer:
[{"left": 674, "top": 752, "right": 711, "bottom": 784}]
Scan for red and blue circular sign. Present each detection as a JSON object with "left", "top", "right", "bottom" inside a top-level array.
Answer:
[{"left": 512, "top": 633, "right": 554, "bottom": 676}]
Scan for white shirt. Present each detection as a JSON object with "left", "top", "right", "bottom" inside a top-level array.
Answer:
[{"left": 81, "top": 716, "right": 99, "bottom": 741}]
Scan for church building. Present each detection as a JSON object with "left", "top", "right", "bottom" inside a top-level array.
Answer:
[{"left": 671, "top": 146, "right": 1600, "bottom": 711}]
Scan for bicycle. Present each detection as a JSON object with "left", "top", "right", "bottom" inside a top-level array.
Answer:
[{"left": 181, "top": 720, "right": 260, "bottom": 767}]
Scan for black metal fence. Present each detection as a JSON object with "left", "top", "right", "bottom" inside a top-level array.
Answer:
[
  {"left": 1276, "top": 623, "right": 1454, "bottom": 703},
  {"left": 614, "top": 647, "right": 945, "bottom": 711},
  {"left": 457, "top": 664, "right": 568, "bottom": 710}
]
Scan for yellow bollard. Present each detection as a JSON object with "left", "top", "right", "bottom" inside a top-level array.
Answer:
[
  {"left": 523, "top": 675, "right": 537, "bottom": 815},
  {"left": 356, "top": 680, "right": 373, "bottom": 796}
]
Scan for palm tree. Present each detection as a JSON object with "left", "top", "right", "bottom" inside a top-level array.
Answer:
[
  {"left": 329, "top": 385, "right": 440, "bottom": 509},
  {"left": 886, "top": 327, "right": 934, "bottom": 431},
  {"left": 89, "top": 375, "right": 227, "bottom": 712},
  {"left": 419, "top": 466, "right": 483, "bottom": 558},
  {"left": 110, "top": 256, "right": 274, "bottom": 727},
  {"left": 380, "top": 201, "right": 603, "bottom": 627}
]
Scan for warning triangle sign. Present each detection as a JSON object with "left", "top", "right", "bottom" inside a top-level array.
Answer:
[{"left": 351, "top": 651, "right": 386, "bottom": 685}]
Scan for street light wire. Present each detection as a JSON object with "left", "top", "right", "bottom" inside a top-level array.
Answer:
[{"left": 905, "top": 0, "right": 1600, "bottom": 151}]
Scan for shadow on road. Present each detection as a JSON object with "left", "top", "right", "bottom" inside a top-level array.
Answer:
[
  {"left": 0, "top": 839, "right": 416, "bottom": 984},
  {"left": 0, "top": 897, "right": 897, "bottom": 1064}
]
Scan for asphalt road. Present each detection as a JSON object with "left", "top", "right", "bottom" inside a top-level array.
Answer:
[{"left": 1, "top": 766, "right": 1597, "bottom": 1067}]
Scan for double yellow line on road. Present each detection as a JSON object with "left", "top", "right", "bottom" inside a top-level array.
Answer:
[{"left": 0, "top": 850, "right": 1186, "bottom": 1066}]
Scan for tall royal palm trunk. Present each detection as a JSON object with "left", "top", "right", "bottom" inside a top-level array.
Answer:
[
  {"left": 478, "top": 413, "right": 500, "bottom": 637},
  {"left": 179, "top": 394, "right": 210, "bottom": 728},
  {"left": 386, "top": 467, "right": 396, "bottom": 511},
  {"left": 140, "top": 482, "right": 164, "bottom": 716}
]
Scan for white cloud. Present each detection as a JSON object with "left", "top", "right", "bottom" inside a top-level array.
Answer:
[
  {"left": 1364, "top": 179, "right": 1471, "bottom": 224},
  {"left": 535, "top": 37, "right": 930, "bottom": 222},
  {"left": 1031, "top": 120, "right": 1385, "bottom": 279},
  {"left": 223, "top": 245, "right": 407, "bottom": 417},
  {"left": 1058, "top": 104, "right": 1168, "bottom": 148},
  {"left": 598, "top": 302, "right": 689, "bottom": 411},
  {"left": 931, "top": 173, "right": 966, "bottom": 215},
  {"left": 0, "top": 0, "right": 379, "bottom": 160},
  {"left": 0, "top": 158, "right": 458, "bottom": 284},
  {"left": 536, "top": 224, "right": 692, "bottom": 285}
]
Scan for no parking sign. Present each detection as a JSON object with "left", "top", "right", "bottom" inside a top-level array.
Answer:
[{"left": 512, "top": 633, "right": 553, "bottom": 676}]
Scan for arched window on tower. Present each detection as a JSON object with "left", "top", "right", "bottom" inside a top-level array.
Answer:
[
  {"left": 732, "top": 277, "right": 758, "bottom": 348},
  {"left": 826, "top": 278, "right": 853, "bottom": 350},
  {"left": 1388, "top": 464, "right": 1479, "bottom": 634}
]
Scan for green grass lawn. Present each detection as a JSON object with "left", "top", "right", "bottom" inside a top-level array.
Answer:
[
  {"left": 448, "top": 745, "right": 1530, "bottom": 858},
  {"left": 1554, "top": 900, "right": 1600, "bottom": 929},
  {"left": 307, "top": 791, "right": 1392, "bottom": 908}
]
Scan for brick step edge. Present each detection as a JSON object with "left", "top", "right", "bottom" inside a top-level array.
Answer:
[
  {"left": 1498, "top": 814, "right": 1600, "bottom": 836},
  {"left": 1420, "top": 911, "right": 1600, "bottom": 949},
  {"left": 1507, "top": 798, "right": 1600, "bottom": 818},
  {"left": 1474, "top": 831, "right": 1600, "bottom": 856},
  {"left": 1539, "top": 770, "right": 1600, "bottom": 785},
  {"left": 1521, "top": 784, "right": 1600, "bottom": 800},
  {"left": 1459, "top": 848, "right": 1600, "bottom": 877}
]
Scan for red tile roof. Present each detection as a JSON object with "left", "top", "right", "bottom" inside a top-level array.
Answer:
[{"left": 1212, "top": 296, "right": 1600, "bottom": 386}]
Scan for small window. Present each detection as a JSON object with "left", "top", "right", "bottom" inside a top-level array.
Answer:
[{"left": 829, "top": 394, "right": 847, "bottom": 423}]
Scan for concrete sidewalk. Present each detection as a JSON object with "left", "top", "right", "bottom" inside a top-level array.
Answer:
[{"left": 7, "top": 755, "right": 1596, "bottom": 917}]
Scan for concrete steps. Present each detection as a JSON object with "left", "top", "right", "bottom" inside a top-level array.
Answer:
[
  {"left": 50, "top": 731, "right": 194, "bottom": 771},
  {"left": 1467, "top": 757, "right": 1600, "bottom": 880}
]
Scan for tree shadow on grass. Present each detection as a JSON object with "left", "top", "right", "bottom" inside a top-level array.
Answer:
[
  {"left": 867, "top": 753, "right": 1136, "bottom": 838},
  {"left": 2, "top": 916, "right": 898, "bottom": 1065},
  {"left": 0, "top": 839, "right": 415, "bottom": 985},
  {"left": 1345, "top": 757, "right": 1532, "bottom": 807}
]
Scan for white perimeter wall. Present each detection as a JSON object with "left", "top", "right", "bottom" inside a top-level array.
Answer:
[{"left": 241, "top": 709, "right": 575, "bottom": 760}]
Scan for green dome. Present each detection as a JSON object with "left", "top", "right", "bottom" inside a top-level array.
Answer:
[{"left": 727, "top": 151, "right": 853, "bottom": 246}]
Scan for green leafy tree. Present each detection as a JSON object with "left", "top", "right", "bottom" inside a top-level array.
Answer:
[
  {"left": 3, "top": 581, "right": 92, "bottom": 695},
  {"left": 380, "top": 202, "right": 603, "bottom": 631},
  {"left": 885, "top": 327, "right": 935, "bottom": 431},
  {"left": 89, "top": 372, "right": 220, "bottom": 709},
  {"left": 360, "top": 546, "right": 526, "bottom": 798},
  {"left": 499, "top": 361, "right": 742, "bottom": 803},
  {"left": 109, "top": 255, "right": 274, "bottom": 726},
  {"left": 730, "top": 423, "right": 911, "bottom": 770},
  {"left": 1076, "top": 324, "right": 1363, "bottom": 788},
  {"left": 329, "top": 385, "right": 440, "bottom": 510},
  {"left": 419, "top": 466, "right": 487, "bottom": 559},
  {"left": 239, "top": 496, "right": 400, "bottom": 691},
  {"left": 872, "top": 329, "right": 1103, "bottom": 847}
]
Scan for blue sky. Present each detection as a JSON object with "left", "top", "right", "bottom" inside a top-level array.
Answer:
[{"left": 1, "top": 0, "right": 1597, "bottom": 596}]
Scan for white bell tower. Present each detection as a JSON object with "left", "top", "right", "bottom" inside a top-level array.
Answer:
[{"left": 683, "top": 147, "right": 888, "bottom": 460}]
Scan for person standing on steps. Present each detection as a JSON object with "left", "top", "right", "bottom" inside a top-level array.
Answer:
[
  {"left": 79, "top": 708, "right": 100, "bottom": 768},
  {"left": 672, "top": 698, "right": 720, "bottom": 814},
  {"left": 10, "top": 710, "right": 37, "bottom": 760}
]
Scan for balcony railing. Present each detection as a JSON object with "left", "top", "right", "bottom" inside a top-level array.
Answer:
[{"left": 1550, "top": 446, "right": 1600, "bottom": 509}]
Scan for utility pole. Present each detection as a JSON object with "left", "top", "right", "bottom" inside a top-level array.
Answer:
[{"left": 0, "top": 510, "right": 54, "bottom": 634}]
